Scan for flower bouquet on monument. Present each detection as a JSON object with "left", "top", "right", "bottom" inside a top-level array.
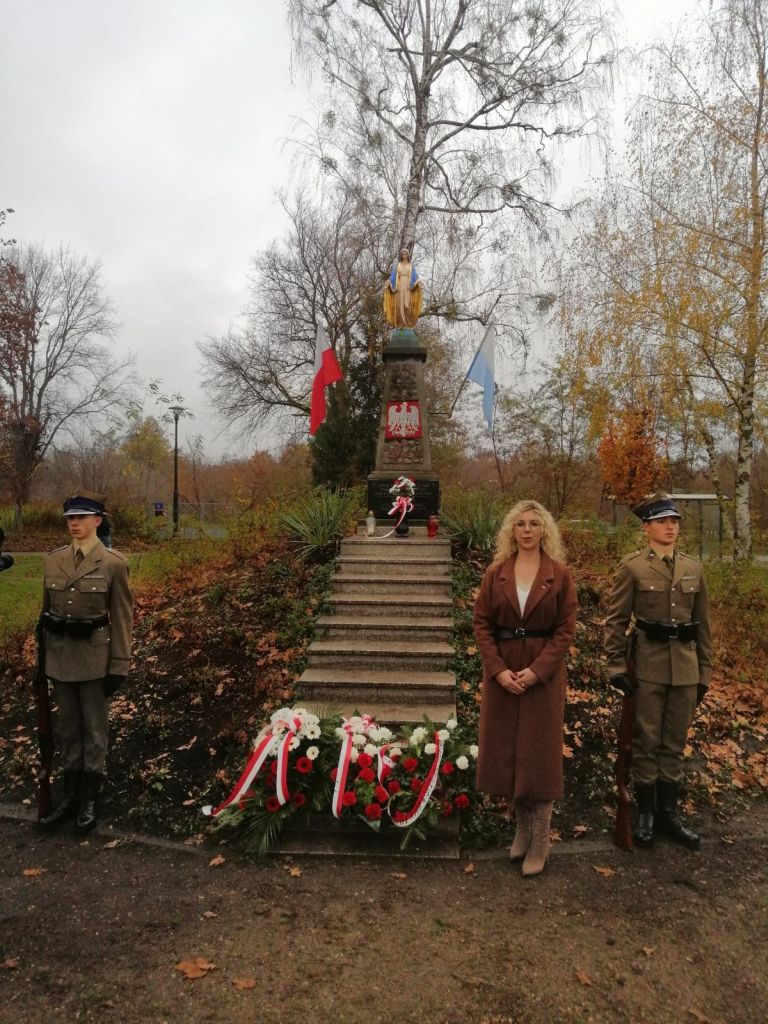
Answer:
[{"left": 388, "top": 475, "right": 416, "bottom": 536}]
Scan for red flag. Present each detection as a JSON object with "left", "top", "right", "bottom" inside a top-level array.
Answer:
[{"left": 310, "top": 325, "right": 344, "bottom": 435}]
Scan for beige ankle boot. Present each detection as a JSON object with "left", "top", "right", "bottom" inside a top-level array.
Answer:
[
  {"left": 521, "top": 801, "right": 553, "bottom": 877},
  {"left": 508, "top": 800, "right": 532, "bottom": 862}
]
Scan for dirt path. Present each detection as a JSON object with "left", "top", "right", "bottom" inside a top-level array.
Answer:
[{"left": 1, "top": 808, "right": 766, "bottom": 1024}]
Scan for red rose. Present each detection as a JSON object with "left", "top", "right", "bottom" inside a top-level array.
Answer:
[
  {"left": 403, "top": 757, "right": 419, "bottom": 773},
  {"left": 341, "top": 790, "right": 357, "bottom": 807},
  {"left": 292, "top": 792, "right": 307, "bottom": 808},
  {"left": 442, "top": 801, "right": 453, "bottom": 818},
  {"left": 269, "top": 760, "right": 278, "bottom": 775},
  {"left": 264, "top": 774, "right": 276, "bottom": 790},
  {"left": 356, "top": 752, "right": 373, "bottom": 769},
  {"left": 441, "top": 761, "right": 455, "bottom": 775},
  {"left": 364, "top": 802, "right": 382, "bottom": 820},
  {"left": 330, "top": 767, "right": 338, "bottom": 781},
  {"left": 390, "top": 752, "right": 401, "bottom": 762},
  {"left": 454, "top": 793, "right": 470, "bottom": 810},
  {"left": 265, "top": 796, "right": 280, "bottom": 813},
  {"left": 410, "top": 777, "right": 423, "bottom": 793},
  {"left": 393, "top": 810, "right": 407, "bottom": 823},
  {"left": 387, "top": 780, "right": 401, "bottom": 795},
  {"left": 379, "top": 764, "right": 392, "bottom": 780},
  {"left": 295, "top": 757, "right": 313, "bottom": 774},
  {"left": 374, "top": 785, "right": 389, "bottom": 804},
  {"left": 358, "top": 767, "right": 375, "bottom": 783}
]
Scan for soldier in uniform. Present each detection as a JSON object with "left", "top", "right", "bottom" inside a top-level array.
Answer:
[
  {"left": 605, "top": 493, "right": 712, "bottom": 849},
  {"left": 38, "top": 489, "right": 133, "bottom": 833}
]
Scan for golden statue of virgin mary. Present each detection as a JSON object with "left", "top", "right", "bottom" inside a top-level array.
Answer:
[{"left": 383, "top": 249, "right": 423, "bottom": 329}]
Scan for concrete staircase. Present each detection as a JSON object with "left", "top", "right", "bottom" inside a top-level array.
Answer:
[{"left": 298, "top": 524, "right": 456, "bottom": 724}]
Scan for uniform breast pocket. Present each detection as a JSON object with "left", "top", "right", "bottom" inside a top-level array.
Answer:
[
  {"left": 678, "top": 578, "right": 700, "bottom": 612},
  {"left": 78, "top": 577, "right": 109, "bottom": 613},
  {"left": 44, "top": 576, "right": 68, "bottom": 611},
  {"left": 636, "top": 580, "right": 666, "bottom": 614}
]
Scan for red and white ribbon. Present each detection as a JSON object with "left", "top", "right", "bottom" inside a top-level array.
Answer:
[
  {"left": 275, "top": 716, "right": 302, "bottom": 806},
  {"left": 380, "top": 495, "right": 414, "bottom": 538},
  {"left": 376, "top": 744, "right": 395, "bottom": 785},
  {"left": 202, "top": 727, "right": 277, "bottom": 818},
  {"left": 332, "top": 714, "right": 380, "bottom": 818},
  {"left": 391, "top": 731, "right": 445, "bottom": 828}
]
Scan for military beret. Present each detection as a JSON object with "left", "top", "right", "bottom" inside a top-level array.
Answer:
[
  {"left": 631, "top": 492, "right": 680, "bottom": 521},
  {"left": 63, "top": 489, "right": 107, "bottom": 516}
]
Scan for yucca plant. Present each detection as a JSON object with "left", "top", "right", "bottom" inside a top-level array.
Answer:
[
  {"left": 278, "top": 487, "right": 363, "bottom": 560},
  {"left": 441, "top": 491, "right": 506, "bottom": 553}
]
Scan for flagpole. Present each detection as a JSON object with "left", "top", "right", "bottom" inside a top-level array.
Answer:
[{"left": 447, "top": 294, "right": 502, "bottom": 418}]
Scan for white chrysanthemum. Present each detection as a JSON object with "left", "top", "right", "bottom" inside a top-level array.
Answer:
[
  {"left": 303, "top": 723, "right": 322, "bottom": 740},
  {"left": 446, "top": 719, "right": 458, "bottom": 731},
  {"left": 289, "top": 736, "right": 301, "bottom": 751},
  {"left": 469, "top": 744, "right": 479, "bottom": 759},
  {"left": 455, "top": 755, "right": 469, "bottom": 770},
  {"left": 437, "top": 729, "right": 450, "bottom": 742},
  {"left": 348, "top": 716, "right": 364, "bottom": 732},
  {"left": 306, "top": 746, "right": 320, "bottom": 761},
  {"left": 349, "top": 747, "right": 360, "bottom": 763},
  {"left": 270, "top": 707, "right": 293, "bottom": 728},
  {"left": 352, "top": 733, "right": 367, "bottom": 747},
  {"left": 364, "top": 743, "right": 378, "bottom": 757},
  {"left": 411, "top": 726, "right": 427, "bottom": 745},
  {"left": 389, "top": 746, "right": 403, "bottom": 759},
  {"left": 335, "top": 727, "right": 347, "bottom": 740},
  {"left": 424, "top": 742, "right": 436, "bottom": 755},
  {"left": 293, "top": 707, "right": 308, "bottom": 717},
  {"left": 378, "top": 726, "right": 393, "bottom": 741}
]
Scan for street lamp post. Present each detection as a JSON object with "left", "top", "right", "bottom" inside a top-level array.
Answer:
[{"left": 169, "top": 405, "right": 184, "bottom": 538}]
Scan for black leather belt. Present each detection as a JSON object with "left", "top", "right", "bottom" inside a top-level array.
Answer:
[
  {"left": 494, "top": 627, "right": 554, "bottom": 640},
  {"left": 636, "top": 618, "right": 698, "bottom": 642},
  {"left": 41, "top": 611, "right": 109, "bottom": 638}
]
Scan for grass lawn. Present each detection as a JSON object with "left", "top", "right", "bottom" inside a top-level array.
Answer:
[{"left": 0, "top": 553, "right": 43, "bottom": 640}]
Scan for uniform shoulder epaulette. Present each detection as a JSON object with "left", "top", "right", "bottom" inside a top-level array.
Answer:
[
  {"left": 676, "top": 550, "right": 700, "bottom": 564},
  {"left": 46, "top": 544, "right": 69, "bottom": 555},
  {"left": 619, "top": 549, "right": 643, "bottom": 566},
  {"left": 104, "top": 547, "right": 128, "bottom": 563}
]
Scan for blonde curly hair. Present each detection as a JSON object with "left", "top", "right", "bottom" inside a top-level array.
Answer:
[{"left": 492, "top": 499, "right": 566, "bottom": 565}]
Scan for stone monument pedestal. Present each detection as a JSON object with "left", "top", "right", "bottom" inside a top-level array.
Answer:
[{"left": 367, "top": 333, "right": 439, "bottom": 521}]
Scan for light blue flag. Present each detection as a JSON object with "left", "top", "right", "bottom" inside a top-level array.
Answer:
[{"left": 465, "top": 323, "right": 496, "bottom": 433}]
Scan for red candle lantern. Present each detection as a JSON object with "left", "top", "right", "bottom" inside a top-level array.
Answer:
[{"left": 427, "top": 514, "right": 439, "bottom": 538}]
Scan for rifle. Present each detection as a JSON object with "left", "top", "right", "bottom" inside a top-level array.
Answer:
[
  {"left": 613, "top": 626, "right": 638, "bottom": 852},
  {"left": 34, "top": 619, "right": 54, "bottom": 820}
]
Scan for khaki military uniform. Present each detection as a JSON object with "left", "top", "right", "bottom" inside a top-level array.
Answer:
[
  {"left": 605, "top": 547, "right": 712, "bottom": 784},
  {"left": 42, "top": 540, "right": 133, "bottom": 773}
]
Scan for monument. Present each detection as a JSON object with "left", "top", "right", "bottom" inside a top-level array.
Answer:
[{"left": 367, "top": 249, "right": 440, "bottom": 521}]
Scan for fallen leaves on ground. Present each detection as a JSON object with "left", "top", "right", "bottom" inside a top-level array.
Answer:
[
  {"left": 208, "top": 854, "right": 226, "bottom": 868},
  {"left": 102, "top": 839, "right": 121, "bottom": 850},
  {"left": 175, "top": 958, "right": 217, "bottom": 980},
  {"left": 463, "top": 863, "right": 475, "bottom": 875},
  {"left": 233, "top": 977, "right": 256, "bottom": 991},
  {"left": 22, "top": 867, "right": 46, "bottom": 877},
  {"left": 574, "top": 969, "right": 593, "bottom": 986},
  {"left": 1, "top": 957, "right": 20, "bottom": 970},
  {"left": 390, "top": 871, "right": 407, "bottom": 880},
  {"left": 283, "top": 864, "right": 302, "bottom": 877},
  {"left": 592, "top": 865, "right": 617, "bottom": 877}
]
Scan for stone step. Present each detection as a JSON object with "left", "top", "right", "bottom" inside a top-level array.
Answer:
[
  {"left": 327, "top": 593, "right": 453, "bottom": 618},
  {"left": 306, "top": 639, "right": 454, "bottom": 672},
  {"left": 315, "top": 615, "right": 453, "bottom": 643},
  {"left": 342, "top": 537, "right": 451, "bottom": 557},
  {"left": 355, "top": 524, "right": 435, "bottom": 538},
  {"left": 333, "top": 573, "right": 452, "bottom": 596},
  {"left": 298, "top": 667, "right": 456, "bottom": 706},
  {"left": 337, "top": 556, "right": 451, "bottom": 577},
  {"left": 302, "top": 701, "right": 457, "bottom": 727}
]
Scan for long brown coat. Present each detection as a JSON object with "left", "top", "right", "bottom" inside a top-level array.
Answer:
[{"left": 473, "top": 553, "right": 578, "bottom": 800}]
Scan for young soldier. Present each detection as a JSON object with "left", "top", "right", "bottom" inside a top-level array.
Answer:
[
  {"left": 605, "top": 493, "right": 712, "bottom": 849},
  {"left": 38, "top": 490, "right": 133, "bottom": 833}
]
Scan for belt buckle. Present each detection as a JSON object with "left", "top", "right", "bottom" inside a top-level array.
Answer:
[
  {"left": 514, "top": 627, "right": 526, "bottom": 639},
  {"left": 668, "top": 623, "right": 679, "bottom": 639}
]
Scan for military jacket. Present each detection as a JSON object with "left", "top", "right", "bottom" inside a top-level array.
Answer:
[
  {"left": 604, "top": 547, "right": 712, "bottom": 687},
  {"left": 42, "top": 540, "right": 133, "bottom": 683}
]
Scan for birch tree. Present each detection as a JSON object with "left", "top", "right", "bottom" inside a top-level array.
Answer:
[{"left": 289, "top": 0, "right": 614, "bottom": 253}]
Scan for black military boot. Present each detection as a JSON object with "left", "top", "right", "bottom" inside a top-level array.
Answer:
[
  {"left": 633, "top": 782, "right": 656, "bottom": 848},
  {"left": 39, "top": 769, "right": 81, "bottom": 830},
  {"left": 75, "top": 772, "right": 102, "bottom": 834},
  {"left": 655, "top": 780, "right": 700, "bottom": 850}
]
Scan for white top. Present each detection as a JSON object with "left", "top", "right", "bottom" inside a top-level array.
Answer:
[{"left": 517, "top": 585, "right": 530, "bottom": 613}]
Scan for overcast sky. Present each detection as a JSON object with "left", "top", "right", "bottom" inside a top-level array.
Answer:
[{"left": 0, "top": 0, "right": 693, "bottom": 460}]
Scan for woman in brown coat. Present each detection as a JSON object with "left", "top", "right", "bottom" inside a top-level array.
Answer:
[{"left": 474, "top": 500, "right": 578, "bottom": 875}]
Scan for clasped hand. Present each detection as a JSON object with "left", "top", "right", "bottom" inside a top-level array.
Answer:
[{"left": 495, "top": 668, "right": 538, "bottom": 695}]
